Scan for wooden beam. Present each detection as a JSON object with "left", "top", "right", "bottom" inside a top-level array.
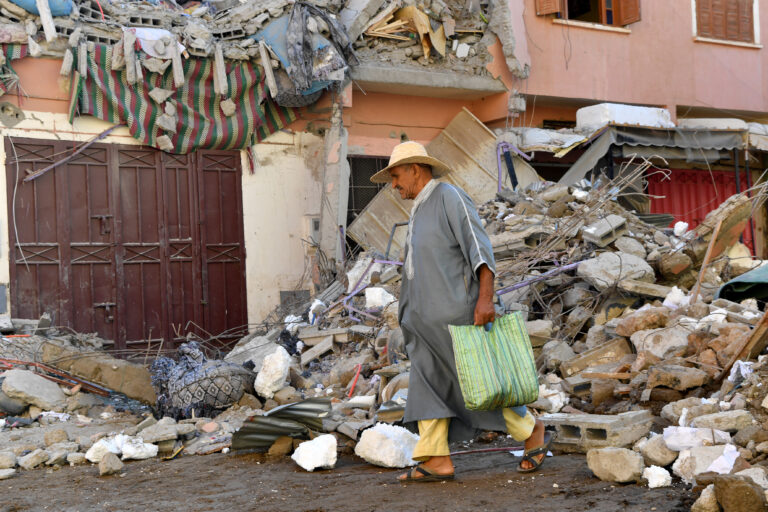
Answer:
[
  {"left": 716, "top": 309, "right": 768, "bottom": 382},
  {"left": 213, "top": 43, "right": 227, "bottom": 96},
  {"left": 258, "top": 41, "right": 277, "bottom": 99},
  {"left": 77, "top": 42, "right": 87, "bottom": 78},
  {"left": 123, "top": 31, "right": 137, "bottom": 84},
  {"left": 35, "top": 0, "right": 56, "bottom": 43},
  {"left": 691, "top": 218, "right": 723, "bottom": 303},
  {"left": 171, "top": 40, "right": 184, "bottom": 88}
]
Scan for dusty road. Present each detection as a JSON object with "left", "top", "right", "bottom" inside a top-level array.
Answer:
[{"left": 4, "top": 449, "right": 693, "bottom": 512}]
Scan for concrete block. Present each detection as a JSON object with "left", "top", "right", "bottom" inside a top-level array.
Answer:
[
  {"left": 582, "top": 215, "right": 628, "bottom": 247},
  {"left": 1, "top": 369, "right": 66, "bottom": 410},
  {"left": 354, "top": 423, "right": 419, "bottom": 468},
  {"left": 559, "top": 337, "right": 632, "bottom": 378},
  {"left": 291, "top": 434, "right": 337, "bottom": 472},
  {"left": 541, "top": 410, "right": 653, "bottom": 453}
]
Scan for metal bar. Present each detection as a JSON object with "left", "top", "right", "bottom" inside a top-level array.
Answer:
[
  {"left": 384, "top": 221, "right": 408, "bottom": 260},
  {"left": 23, "top": 125, "right": 121, "bottom": 182},
  {"left": 502, "top": 147, "right": 518, "bottom": 190},
  {"left": 495, "top": 261, "right": 582, "bottom": 296},
  {"left": 745, "top": 149, "right": 756, "bottom": 255},
  {"left": 0, "top": 358, "right": 110, "bottom": 396}
]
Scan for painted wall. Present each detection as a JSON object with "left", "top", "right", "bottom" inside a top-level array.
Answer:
[{"left": 477, "top": 0, "right": 768, "bottom": 125}]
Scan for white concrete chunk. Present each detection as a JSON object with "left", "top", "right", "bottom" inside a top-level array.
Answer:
[
  {"left": 644, "top": 466, "right": 672, "bottom": 488},
  {"left": 254, "top": 346, "right": 291, "bottom": 399},
  {"left": 291, "top": 434, "right": 337, "bottom": 472},
  {"left": 354, "top": 423, "right": 419, "bottom": 468},
  {"left": 663, "top": 426, "right": 731, "bottom": 451},
  {"left": 121, "top": 438, "right": 159, "bottom": 460}
]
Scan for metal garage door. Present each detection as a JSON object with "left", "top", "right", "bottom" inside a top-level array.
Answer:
[{"left": 5, "top": 137, "right": 247, "bottom": 352}]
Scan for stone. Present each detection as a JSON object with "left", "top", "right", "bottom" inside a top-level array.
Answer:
[
  {"left": 587, "top": 447, "right": 645, "bottom": 483},
  {"left": 614, "top": 236, "right": 646, "bottom": 258},
  {"left": 85, "top": 438, "right": 120, "bottom": 463},
  {"left": 220, "top": 98, "right": 237, "bottom": 117},
  {"left": 615, "top": 307, "right": 670, "bottom": 337},
  {"left": 0, "top": 468, "right": 15, "bottom": 480},
  {"left": 1, "top": 369, "right": 66, "bottom": 410},
  {"left": 254, "top": 346, "right": 291, "bottom": 399},
  {"left": 156, "top": 113, "right": 177, "bottom": 133},
  {"left": 121, "top": 438, "right": 158, "bottom": 460},
  {"left": 140, "top": 422, "right": 178, "bottom": 444},
  {"left": 273, "top": 386, "right": 298, "bottom": 405},
  {"left": 142, "top": 57, "right": 171, "bottom": 74},
  {"left": 630, "top": 326, "right": 690, "bottom": 359},
  {"left": 329, "top": 351, "right": 375, "bottom": 387},
  {"left": 713, "top": 474, "right": 768, "bottom": 511},
  {"left": 661, "top": 397, "right": 710, "bottom": 424},
  {"left": 585, "top": 325, "right": 608, "bottom": 349},
  {"left": 576, "top": 252, "right": 654, "bottom": 291},
  {"left": 148, "top": 88, "right": 174, "bottom": 104},
  {"left": 156, "top": 135, "right": 174, "bottom": 152},
  {"left": 525, "top": 319, "right": 553, "bottom": 347},
  {"left": 99, "top": 452, "right": 124, "bottom": 476},
  {"left": 0, "top": 385, "right": 27, "bottom": 414},
  {"left": 708, "top": 324, "right": 752, "bottom": 367},
  {"left": 663, "top": 426, "right": 731, "bottom": 451},
  {"left": 691, "top": 410, "right": 755, "bottom": 433},
  {"left": 643, "top": 465, "right": 672, "bottom": 488},
  {"left": 647, "top": 365, "right": 708, "bottom": 391},
  {"left": 67, "top": 453, "right": 86, "bottom": 465},
  {"left": 541, "top": 340, "right": 576, "bottom": 371},
  {"left": 268, "top": 436, "right": 294, "bottom": 457},
  {"left": 640, "top": 434, "right": 678, "bottom": 467},
  {"left": 291, "top": 434, "right": 337, "bottom": 471},
  {"left": 672, "top": 445, "right": 729, "bottom": 484},
  {"left": 682, "top": 403, "right": 721, "bottom": 426},
  {"left": 66, "top": 392, "right": 102, "bottom": 413},
  {"left": 136, "top": 415, "right": 158, "bottom": 432},
  {"left": 18, "top": 449, "right": 49, "bottom": 469},
  {"left": 237, "top": 393, "right": 262, "bottom": 410},
  {"left": 45, "top": 450, "right": 68, "bottom": 466},
  {"left": 697, "top": 350, "right": 719, "bottom": 378},
  {"left": 736, "top": 467, "right": 768, "bottom": 490},
  {"left": 659, "top": 251, "right": 693, "bottom": 280},
  {"left": 691, "top": 484, "right": 719, "bottom": 512},
  {"left": 44, "top": 428, "right": 69, "bottom": 446},
  {"left": 456, "top": 42, "right": 470, "bottom": 58},
  {"left": 354, "top": 423, "right": 419, "bottom": 468},
  {"left": 0, "top": 451, "right": 16, "bottom": 469}
]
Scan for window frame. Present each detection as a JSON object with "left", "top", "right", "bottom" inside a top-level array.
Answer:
[
  {"left": 537, "top": 0, "right": 640, "bottom": 29},
  {"left": 692, "top": 0, "right": 761, "bottom": 46}
]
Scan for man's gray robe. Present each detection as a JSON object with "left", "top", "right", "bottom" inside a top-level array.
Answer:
[{"left": 399, "top": 182, "right": 507, "bottom": 442}]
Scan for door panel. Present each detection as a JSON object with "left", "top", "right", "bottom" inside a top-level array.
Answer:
[{"left": 6, "top": 138, "right": 246, "bottom": 352}]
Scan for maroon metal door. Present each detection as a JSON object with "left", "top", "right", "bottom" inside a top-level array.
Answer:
[{"left": 6, "top": 137, "right": 247, "bottom": 352}]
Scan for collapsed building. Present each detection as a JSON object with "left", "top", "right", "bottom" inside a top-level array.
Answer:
[{"left": 1, "top": 0, "right": 768, "bottom": 509}]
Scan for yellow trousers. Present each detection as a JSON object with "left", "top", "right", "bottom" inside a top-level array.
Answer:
[{"left": 412, "top": 409, "right": 536, "bottom": 462}]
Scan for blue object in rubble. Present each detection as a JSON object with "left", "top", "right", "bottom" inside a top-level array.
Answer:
[{"left": 10, "top": 0, "right": 73, "bottom": 16}]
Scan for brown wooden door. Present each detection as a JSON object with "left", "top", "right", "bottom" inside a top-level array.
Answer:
[{"left": 6, "top": 137, "right": 247, "bottom": 352}]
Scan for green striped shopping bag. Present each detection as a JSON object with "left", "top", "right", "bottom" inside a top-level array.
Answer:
[{"left": 448, "top": 313, "right": 539, "bottom": 411}]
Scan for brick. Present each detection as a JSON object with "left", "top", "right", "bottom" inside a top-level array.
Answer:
[
  {"left": 540, "top": 410, "right": 652, "bottom": 453},
  {"left": 581, "top": 215, "right": 627, "bottom": 247}
]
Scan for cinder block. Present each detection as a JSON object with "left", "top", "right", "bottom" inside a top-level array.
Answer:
[
  {"left": 582, "top": 214, "right": 628, "bottom": 247},
  {"left": 541, "top": 410, "right": 652, "bottom": 453}
]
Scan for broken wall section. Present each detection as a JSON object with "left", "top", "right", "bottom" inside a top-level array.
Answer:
[{"left": 242, "top": 131, "right": 325, "bottom": 326}]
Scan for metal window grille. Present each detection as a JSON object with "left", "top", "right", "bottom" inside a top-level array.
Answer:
[{"left": 347, "top": 156, "right": 387, "bottom": 226}]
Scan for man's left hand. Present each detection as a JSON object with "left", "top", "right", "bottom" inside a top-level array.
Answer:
[{"left": 474, "top": 297, "right": 495, "bottom": 326}]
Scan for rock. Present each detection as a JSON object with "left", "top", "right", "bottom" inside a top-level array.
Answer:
[
  {"left": 708, "top": 325, "right": 752, "bottom": 367},
  {"left": 691, "top": 411, "right": 755, "bottom": 433},
  {"left": 585, "top": 325, "right": 608, "bottom": 349},
  {"left": 237, "top": 393, "right": 262, "bottom": 410},
  {"left": 691, "top": 484, "right": 719, "bottom": 512},
  {"left": 220, "top": 98, "right": 237, "bottom": 117},
  {"left": 329, "top": 351, "right": 375, "bottom": 387},
  {"left": 66, "top": 392, "right": 102, "bottom": 413},
  {"left": 1, "top": 369, "right": 66, "bottom": 410},
  {"left": 647, "top": 364, "right": 708, "bottom": 391},
  {"left": 85, "top": 437, "right": 123, "bottom": 463},
  {"left": 586, "top": 447, "right": 645, "bottom": 483},
  {"left": 0, "top": 385, "right": 27, "bottom": 414},
  {"left": 44, "top": 428, "right": 69, "bottom": 447},
  {"left": 140, "top": 422, "right": 178, "bottom": 444},
  {"left": 148, "top": 88, "right": 174, "bottom": 104},
  {"left": 661, "top": 397, "right": 710, "bottom": 424},
  {"left": 663, "top": 427, "right": 731, "bottom": 451},
  {"left": 455, "top": 42, "right": 470, "bottom": 58},
  {"left": 0, "top": 468, "right": 15, "bottom": 480},
  {"left": 615, "top": 307, "right": 670, "bottom": 337},
  {"left": 697, "top": 350, "right": 719, "bottom": 378},
  {"left": 614, "top": 237, "right": 646, "bottom": 258},
  {"left": 577, "top": 252, "right": 654, "bottom": 291},
  {"left": 268, "top": 436, "right": 294, "bottom": 457},
  {"left": 563, "top": 286, "right": 594, "bottom": 309},
  {"left": 291, "top": 434, "right": 337, "bottom": 471},
  {"left": 18, "top": 449, "right": 49, "bottom": 469},
  {"left": 630, "top": 326, "right": 690, "bottom": 359},
  {"left": 713, "top": 474, "right": 768, "bottom": 511},
  {"left": 254, "top": 346, "right": 291, "bottom": 399},
  {"left": 525, "top": 319, "right": 553, "bottom": 346},
  {"left": 121, "top": 437, "right": 159, "bottom": 460},
  {"left": 672, "top": 445, "right": 729, "bottom": 484},
  {"left": 273, "top": 386, "right": 298, "bottom": 405},
  {"left": 45, "top": 449, "right": 68, "bottom": 466},
  {"left": 98, "top": 452, "right": 124, "bottom": 476},
  {"left": 736, "top": 468, "right": 768, "bottom": 490},
  {"left": 541, "top": 340, "right": 576, "bottom": 371},
  {"left": 682, "top": 403, "right": 721, "bottom": 426},
  {"left": 67, "top": 453, "right": 86, "bottom": 465},
  {"left": 643, "top": 465, "right": 672, "bottom": 488},
  {"left": 0, "top": 451, "right": 16, "bottom": 469},
  {"left": 354, "top": 423, "right": 419, "bottom": 468},
  {"left": 641, "top": 434, "right": 678, "bottom": 467}
]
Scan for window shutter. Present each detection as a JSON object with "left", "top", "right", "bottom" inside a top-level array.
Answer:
[
  {"left": 535, "top": 0, "right": 562, "bottom": 16},
  {"left": 697, "top": 0, "right": 753, "bottom": 42},
  {"left": 697, "top": 0, "right": 714, "bottom": 38},
  {"left": 737, "top": 0, "right": 754, "bottom": 42},
  {"left": 615, "top": 0, "right": 641, "bottom": 26}
]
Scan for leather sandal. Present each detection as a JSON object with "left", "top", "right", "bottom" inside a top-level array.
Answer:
[{"left": 399, "top": 465, "right": 455, "bottom": 483}]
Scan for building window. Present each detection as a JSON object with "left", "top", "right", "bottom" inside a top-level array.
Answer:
[
  {"left": 696, "top": 0, "right": 755, "bottom": 43},
  {"left": 347, "top": 156, "right": 387, "bottom": 226},
  {"left": 536, "top": 0, "right": 641, "bottom": 27}
]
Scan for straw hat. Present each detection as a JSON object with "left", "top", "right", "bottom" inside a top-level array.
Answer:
[{"left": 370, "top": 141, "right": 452, "bottom": 184}]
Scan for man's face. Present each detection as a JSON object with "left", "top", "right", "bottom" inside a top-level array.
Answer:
[{"left": 390, "top": 164, "right": 421, "bottom": 200}]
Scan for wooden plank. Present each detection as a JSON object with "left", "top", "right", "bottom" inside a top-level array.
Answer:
[
  {"left": 362, "top": 0, "right": 402, "bottom": 33},
  {"left": 124, "top": 31, "right": 137, "bottom": 85},
  {"left": 213, "top": 43, "right": 227, "bottom": 96},
  {"left": 35, "top": 0, "right": 56, "bottom": 43},
  {"left": 301, "top": 335, "right": 334, "bottom": 366},
  {"left": 581, "top": 372, "right": 635, "bottom": 380},
  {"left": 258, "top": 41, "right": 277, "bottom": 99},
  {"left": 716, "top": 309, "right": 768, "bottom": 382},
  {"left": 691, "top": 218, "right": 722, "bottom": 303},
  {"left": 171, "top": 40, "right": 185, "bottom": 88}
]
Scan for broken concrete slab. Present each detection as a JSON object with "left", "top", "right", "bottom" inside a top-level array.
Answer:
[
  {"left": 301, "top": 335, "right": 334, "bottom": 367},
  {"left": 647, "top": 364, "right": 708, "bottom": 391},
  {"left": 640, "top": 434, "right": 679, "bottom": 467},
  {"left": 630, "top": 326, "right": 690, "bottom": 359},
  {"left": 690, "top": 410, "right": 755, "bottom": 433},
  {"left": 541, "top": 410, "right": 652, "bottom": 452},
  {"left": 587, "top": 447, "right": 644, "bottom": 483},
  {"left": 559, "top": 337, "right": 632, "bottom": 378},
  {"left": 1, "top": 369, "right": 66, "bottom": 410},
  {"left": 577, "top": 252, "right": 655, "bottom": 291}
]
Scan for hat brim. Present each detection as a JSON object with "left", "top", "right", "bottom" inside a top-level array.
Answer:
[{"left": 369, "top": 155, "right": 453, "bottom": 184}]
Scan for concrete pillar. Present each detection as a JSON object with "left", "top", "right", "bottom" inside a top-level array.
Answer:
[{"left": 318, "top": 98, "right": 350, "bottom": 265}]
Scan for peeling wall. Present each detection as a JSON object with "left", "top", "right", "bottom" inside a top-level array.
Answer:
[{"left": 241, "top": 131, "right": 324, "bottom": 325}]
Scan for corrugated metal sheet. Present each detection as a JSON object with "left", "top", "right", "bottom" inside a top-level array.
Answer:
[{"left": 647, "top": 168, "right": 753, "bottom": 253}]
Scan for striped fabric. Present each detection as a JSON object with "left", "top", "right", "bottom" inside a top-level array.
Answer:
[
  {"left": 72, "top": 44, "right": 298, "bottom": 154},
  {"left": 0, "top": 44, "right": 29, "bottom": 96},
  {"left": 449, "top": 313, "right": 539, "bottom": 411}
]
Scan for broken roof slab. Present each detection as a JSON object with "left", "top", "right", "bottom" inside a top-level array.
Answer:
[{"left": 349, "top": 64, "right": 507, "bottom": 100}]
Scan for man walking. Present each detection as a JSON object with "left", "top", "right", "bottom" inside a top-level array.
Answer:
[{"left": 370, "top": 141, "right": 554, "bottom": 482}]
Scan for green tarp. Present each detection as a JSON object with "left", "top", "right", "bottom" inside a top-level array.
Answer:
[{"left": 716, "top": 264, "right": 768, "bottom": 303}]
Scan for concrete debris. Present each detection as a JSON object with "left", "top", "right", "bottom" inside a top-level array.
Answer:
[
  {"left": 18, "top": 449, "right": 49, "bottom": 470},
  {"left": 639, "top": 434, "right": 678, "bottom": 467},
  {"left": 0, "top": 468, "right": 15, "bottom": 480},
  {"left": 576, "top": 252, "right": 655, "bottom": 291},
  {"left": 587, "top": 447, "right": 645, "bottom": 483},
  {"left": 713, "top": 474, "right": 768, "bottom": 511},
  {"left": 689, "top": 410, "right": 755, "bottom": 432},
  {"left": 354, "top": 423, "right": 419, "bottom": 468},
  {"left": 291, "top": 434, "right": 337, "bottom": 471},
  {"left": 662, "top": 427, "right": 732, "bottom": 451},
  {"left": 0, "top": 451, "right": 16, "bottom": 469},
  {"left": 672, "top": 444, "right": 735, "bottom": 484},
  {"left": 643, "top": 466, "right": 672, "bottom": 488},
  {"left": 1, "top": 369, "right": 66, "bottom": 410},
  {"left": 254, "top": 346, "right": 291, "bottom": 399},
  {"left": 98, "top": 452, "right": 124, "bottom": 476}
]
